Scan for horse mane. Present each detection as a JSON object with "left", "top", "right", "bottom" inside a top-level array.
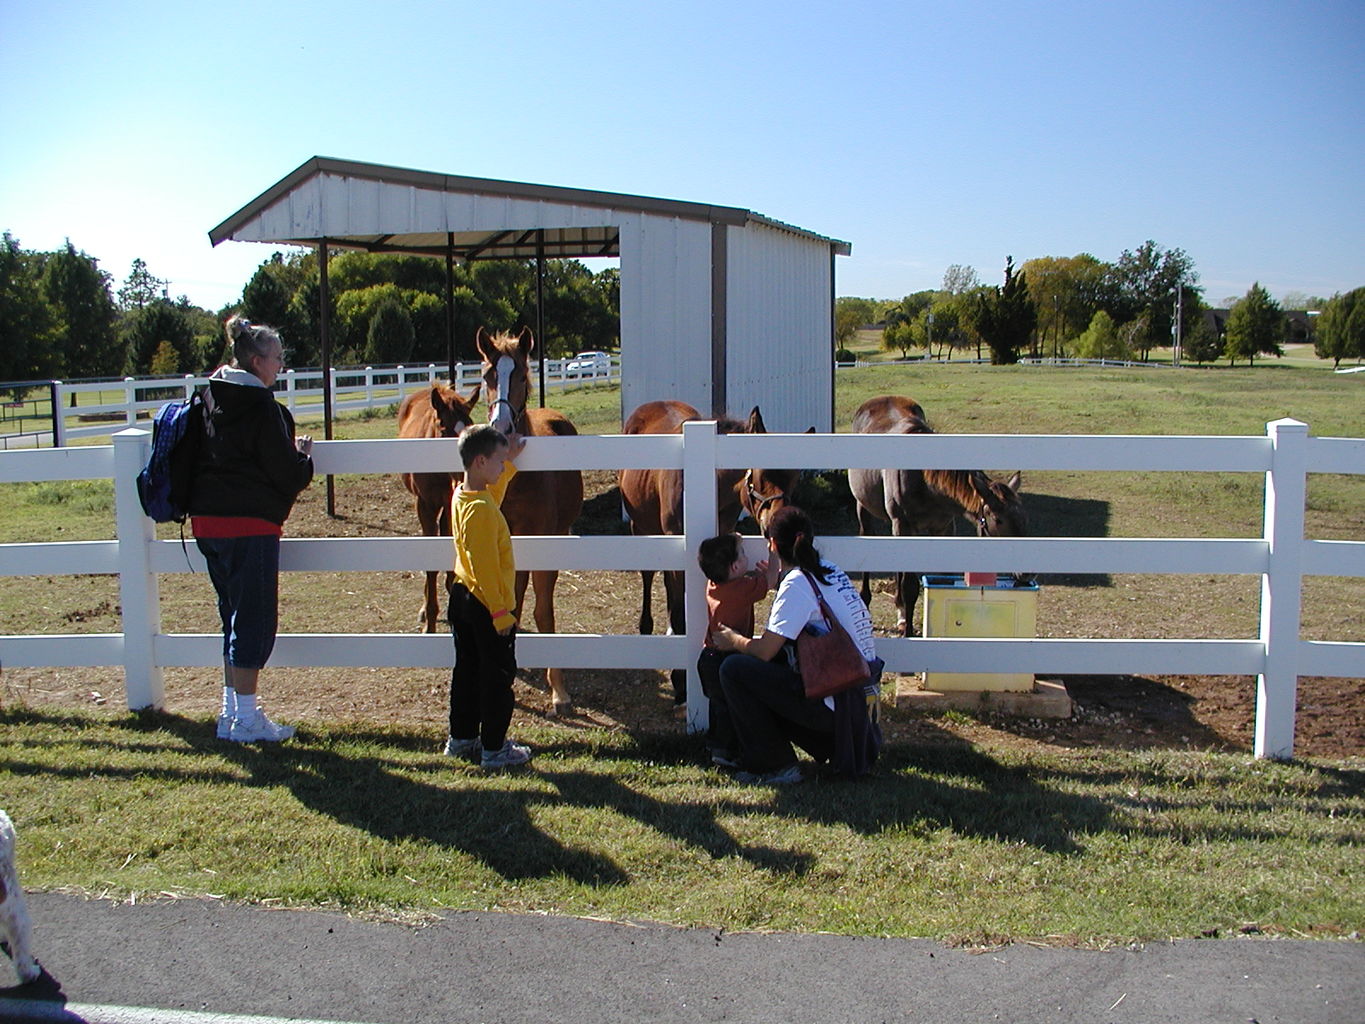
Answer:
[{"left": 894, "top": 417, "right": 990, "bottom": 513}]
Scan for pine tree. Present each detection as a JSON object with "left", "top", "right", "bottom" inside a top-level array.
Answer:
[{"left": 1224, "top": 284, "right": 1286, "bottom": 366}]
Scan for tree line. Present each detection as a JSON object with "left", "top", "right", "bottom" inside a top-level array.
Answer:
[
  {"left": 837, "top": 242, "right": 1365, "bottom": 368},
  {"left": 0, "top": 232, "right": 620, "bottom": 383}
]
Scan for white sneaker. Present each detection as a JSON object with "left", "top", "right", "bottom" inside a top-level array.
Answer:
[
  {"left": 443, "top": 735, "right": 482, "bottom": 762},
  {"left": 216, "top": 714, "right": 232, "bottom": 740},
  {"left": 227, "top": 711, "right": 295, "bottom": 743},
  {"left": 480, "top": 739, "right": 531, "bottom": 769}
]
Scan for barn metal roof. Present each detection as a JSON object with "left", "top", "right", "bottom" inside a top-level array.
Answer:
[{"left": 208, "top": 156, "right": 851, "bottom": 260}]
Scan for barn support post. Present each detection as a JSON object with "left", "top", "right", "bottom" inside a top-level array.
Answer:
[
  {"left": 318, "top": 241, "right": 335, "bottom": 517},
  {"left": 445, "top": 236, "right": 456, "bottom": 380},
  {"left": 535, "top": 232, "right": 546, "bottom": 407},
  {"left": 682, "top": 419, "right": 720, "bottom": 734},
  {"left": 709, "top": 223, "right": 728, "bottom": 418},
  {"left": 49, "top": 380, "right": 65, "bottom": 447},
  {"left": 1255, "top": 417, "right": 1309, "bottom": 759},
  {"left": 112, "top": 428, "right": 165, "bottom": 710}
]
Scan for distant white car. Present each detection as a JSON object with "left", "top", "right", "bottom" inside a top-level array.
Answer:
[{"left": 564, "top": 351, "right": 611, "bottom": 378}]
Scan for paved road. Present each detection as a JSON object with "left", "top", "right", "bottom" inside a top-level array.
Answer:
[{"left": 1, "top": 893, "right": 1361, "bottom": 1023}]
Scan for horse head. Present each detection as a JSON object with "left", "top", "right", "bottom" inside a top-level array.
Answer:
[
  {"left": 429, "top": 383, "right": 481, "bottom": 439},
  {"left": 969, "top": 471, "right": 1032, "bottom": 585},
  {"left": 969, "top": 471, "right": 1026, "bottom": 537},
  {"left": 476, "top": 326, "right": 533, "bottom": 436},
  {"left": 732, "top": 406, "right": 814, "bottom": 535}
]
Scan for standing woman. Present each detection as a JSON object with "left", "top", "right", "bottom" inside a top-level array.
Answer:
[
  {"left": 190, "top": 316, "right": 314, "bottom": 742},
  {"left": 711, "top": 505, "right": 880, "bottom": 783}
]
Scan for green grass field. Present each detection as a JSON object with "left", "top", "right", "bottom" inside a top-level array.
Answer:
[
  {"left": 3, "top": 706, "right": 1361, "bottom": 944},
  {"left": 2, "top": 362, "right": 1363, "bottom": 944}
]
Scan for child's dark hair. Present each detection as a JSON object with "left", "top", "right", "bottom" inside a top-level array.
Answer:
[
  {"left": 457, "top": 423, "right": 509, "bottom": 467},
  {"left": 698, "top": 533, "right": 742, "bottom": 584},
  {"left": 766, "top": 505, "right": 829, "bottom": 583}
]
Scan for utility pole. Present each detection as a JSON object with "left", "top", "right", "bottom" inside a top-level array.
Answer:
[{"left": 1173, "top": 284, "right": 1184, "bottom": 367}]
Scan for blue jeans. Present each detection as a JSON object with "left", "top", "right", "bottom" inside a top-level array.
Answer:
[{"left": 197, "top": 535, "right": 280, "bottom": 670}]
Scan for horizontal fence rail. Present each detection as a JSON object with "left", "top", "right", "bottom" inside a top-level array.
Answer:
[
  {"left": 6, "top": 358, "right": 619, "bottom": 447},
  {"left": 1, "top": 420, "right": 1362, "bottom": 759}
]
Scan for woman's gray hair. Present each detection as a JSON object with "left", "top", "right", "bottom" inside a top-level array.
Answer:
[{"left": 225, "top": 315, "right": 282, "bottom": 367}]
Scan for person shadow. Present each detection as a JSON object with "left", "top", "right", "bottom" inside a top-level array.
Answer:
[{"left": 137, "top": 713, "right": 814, "bottom": 885}]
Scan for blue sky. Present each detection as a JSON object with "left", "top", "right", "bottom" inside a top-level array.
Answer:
[{"left": 3, "top": 0, "right": 1362, "bottom": 311}]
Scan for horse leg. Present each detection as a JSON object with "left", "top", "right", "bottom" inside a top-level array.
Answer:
[
  {"left": 662, "top": 568, "right": 688, "bottom": 706},
  {"left": 530, "top": 568, "right": 572, "bottom": 715},
  {"left": 639, "top": 569, "right": 656, "bottom": 635},
  {"left": 415, "top": 497, "right": 442, "bottom": 633},
  {"left": 890, "top": 519, "right": 912, "bottom": 636},
  {"left": 855, "top": 501, "right": 879, "bottom": 609},
  {"left": 901, "top": 572, "right": 924, "bottom": 636}
]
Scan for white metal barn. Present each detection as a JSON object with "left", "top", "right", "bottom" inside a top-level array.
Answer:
[{"left": 210, "top": 157, "right": 850, "bottom": 431}]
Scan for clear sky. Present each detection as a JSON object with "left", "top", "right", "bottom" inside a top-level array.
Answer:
[{"left": 3, "top": 0, "right": 1362, "bottom": 311}]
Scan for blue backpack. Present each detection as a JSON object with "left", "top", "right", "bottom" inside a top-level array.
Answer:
[{"left": 136, "top": 391, "right": 207, "bottom": 523}]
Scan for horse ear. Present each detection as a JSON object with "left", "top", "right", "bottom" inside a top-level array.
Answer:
[
  {"left": 969, "top": 471, "right": 994, "bottom": 504},
  {"left": 517, "top": 326, "right": 535, "bottom": 356},
  {"left": 804, "top": 426, "right": 816, "bottom": 434},
  {"left": 746, "top": 406, "right": 766, "bottom": 434},
  {"left": 1006, "top": 471, "right": 1023, "bottom": 494},
  {"left": 466, "top": 384, "right": 482, "bottom": 410},
  {"left": 428, "top": 385, "right": 445, "bottom": 412},
  {"left": 475, "top": 327, "right": 492, "bottom": 361}
]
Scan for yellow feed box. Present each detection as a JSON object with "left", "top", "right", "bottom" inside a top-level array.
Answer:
[{"left": 921, "top": 574, "right": 1038, "bottom": 692}]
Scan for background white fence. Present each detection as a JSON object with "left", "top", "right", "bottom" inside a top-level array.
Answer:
[
  {"left": 1, "top": 420, "right": 1362, "bottom": 760},
  {"left": 31, "top": 356, "right": 618, "bottom": 446}
]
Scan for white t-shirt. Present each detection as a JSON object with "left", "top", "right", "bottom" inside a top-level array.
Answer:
[{"left": 767, "top": 560, "right": 877, "bottom": 662}]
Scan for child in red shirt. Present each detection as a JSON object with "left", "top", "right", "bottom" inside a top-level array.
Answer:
[{"left": 697, "top": 533, "right": 780, "bottom": 767}]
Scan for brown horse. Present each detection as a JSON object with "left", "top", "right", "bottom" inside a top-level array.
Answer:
[
  {"left": 396, "top": 381, "right": 482, "bottom": 631},
  {"left": 848, "top": 394, "right": 1027, "bottom": 635},
  {"left": 619, "top": 399, "right": 804, "bottom": 702},
  {"left": 476, "top": 327, "right": 584, "bottom": 715}
]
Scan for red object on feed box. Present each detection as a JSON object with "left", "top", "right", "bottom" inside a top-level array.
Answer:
[{"left": 964, "top": 571, "right": 998, "bottom": 587}]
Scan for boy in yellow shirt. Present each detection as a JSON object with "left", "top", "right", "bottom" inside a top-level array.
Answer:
[{"left": 444, "top": 424, "right": 529, "bottom": 769}]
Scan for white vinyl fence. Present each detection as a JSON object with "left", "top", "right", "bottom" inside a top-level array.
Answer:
[
  {"left": 42, "top": 357, "right": 619, "bottom": 445},
  {"left": 1, "top": 420, "right": 1362, "bottom": 760}
]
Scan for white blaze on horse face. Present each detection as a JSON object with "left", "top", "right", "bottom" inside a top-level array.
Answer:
[{"left": 489, "top": 354, "right": 517, "bottom": 434}]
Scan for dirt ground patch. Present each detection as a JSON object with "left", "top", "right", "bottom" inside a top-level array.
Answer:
[{"left": 6, "top": 469, "right": 1361, "bottom": 760}]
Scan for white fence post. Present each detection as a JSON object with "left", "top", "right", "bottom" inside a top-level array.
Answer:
[
  {"left": 112, "top": 428, "right": 166, "bottom": 710},
  {"left": 284, "top": 369, "right": 297, "bottom": 415},
  {"left": 183, "top": 374, "right": 195, "bottom": 399},
  {"left": 124, "top": 378, "right": 137, "bottom": 428},
  {"left": 1255, "top": 418, "right": 1309, "bottom": 759},
  {"left": 682, "top": 420, "right": 720, "bottom": 734}
]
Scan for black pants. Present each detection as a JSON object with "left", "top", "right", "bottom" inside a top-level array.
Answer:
[
  {"left": 697, "top": 647, "right": 740, "bottom": 756},
  {"left": 719, "top": 652, "right": 835, "bottom": 774},
  {"left": 448, "top": 582, "right": 517, "bottom": 750}
]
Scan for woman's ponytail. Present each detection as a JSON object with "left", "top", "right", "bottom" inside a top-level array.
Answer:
[{"left": 766, "top": 505, "right": 829, "bottom": 583}]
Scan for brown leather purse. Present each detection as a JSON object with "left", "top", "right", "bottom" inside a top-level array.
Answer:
[{"left": 795, "top": 570, "right": 871, "bottom": 700}]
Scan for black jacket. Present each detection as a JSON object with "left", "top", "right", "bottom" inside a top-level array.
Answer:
[{"left": 188, "top": 374, "right": 313, "bottom": 525}]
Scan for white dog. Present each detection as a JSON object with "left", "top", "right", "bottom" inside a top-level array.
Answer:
[{"left": 0, "top": 809, "right": 39, "bottom": 984}]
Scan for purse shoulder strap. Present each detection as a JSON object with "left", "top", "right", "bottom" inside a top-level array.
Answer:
[{"left": 799, "top": 568, "right": 836, "bottom": 628}]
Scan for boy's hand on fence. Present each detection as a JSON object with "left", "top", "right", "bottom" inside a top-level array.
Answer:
[
  {"left": 505, "top": 432, "right": 527, "bottom": 460},
  {"left": 296, "top": 434, "right": 314, "bottom": 456}
]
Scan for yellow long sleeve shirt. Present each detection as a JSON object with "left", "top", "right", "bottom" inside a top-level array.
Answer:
[{"left": 451, "top": 463, "right": 518, "bottom": 632}]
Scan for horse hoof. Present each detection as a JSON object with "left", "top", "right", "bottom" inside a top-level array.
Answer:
[{"left": 549, "top": 700, "right": 574, "bottom": 718}]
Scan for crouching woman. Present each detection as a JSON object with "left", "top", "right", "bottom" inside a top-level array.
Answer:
[
  {"left": 710, "top": 505, "right": 882, "bottom": 784},
  {"left": 189, "top": 315, "right": 314, "bottom": 743}
]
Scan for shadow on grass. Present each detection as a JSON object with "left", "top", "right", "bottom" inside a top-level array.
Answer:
[{"left": 10, "top": 705, "right": 1353, "bottom": 888}]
